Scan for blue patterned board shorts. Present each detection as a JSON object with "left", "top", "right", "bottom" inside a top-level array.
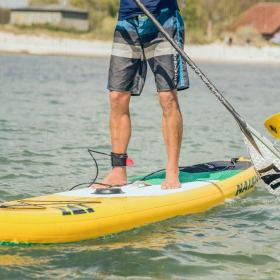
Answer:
[{"left": 108, "top": 8, "right": 190, "bottom": 96}]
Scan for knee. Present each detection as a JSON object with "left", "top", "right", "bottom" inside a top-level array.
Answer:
[
  {"left": 159, "top": 92, "right": 180, "bottom": 116},
  {"left": 110, "top": 91, "right": 131, "bottom": 112}
]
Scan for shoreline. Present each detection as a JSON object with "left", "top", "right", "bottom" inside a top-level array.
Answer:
[{"left": 0, "top": 31, "right": 280, "bottom": 64}]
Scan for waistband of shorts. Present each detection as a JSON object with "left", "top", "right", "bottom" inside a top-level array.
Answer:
[{"left": 129, "top": 7, "right": 176, "bottom": 21}]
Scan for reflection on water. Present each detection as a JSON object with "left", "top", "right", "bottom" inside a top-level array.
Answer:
[
  {"left": 0, "top": 54, "right": 280, "bottom": 279},
  {"left": 0, "top": 254, "right": 48, "bottom": 267}
]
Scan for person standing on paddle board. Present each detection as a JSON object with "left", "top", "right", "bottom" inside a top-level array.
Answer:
[{"left": 94, "top": 0, "right": 189, "bottom": 189}]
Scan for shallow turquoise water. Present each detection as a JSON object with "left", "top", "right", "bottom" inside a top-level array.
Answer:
[{"left": 0, "top": 54, "right": 280, "bottom": 279}]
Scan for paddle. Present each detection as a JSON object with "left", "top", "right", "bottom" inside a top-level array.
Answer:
[
  {"left": 134, "top": 0, "right": 280, "bottom": 195},
  {"left": 264, "top": 113, "right": 280, "bottom": 139}
]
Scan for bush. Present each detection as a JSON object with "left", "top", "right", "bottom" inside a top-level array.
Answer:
[
  {"left": 186, "top": 29, "right": 210, "bottom": 44},
  {"left": 29, "top": 0, "right": 58, "bottom": 5},
  {"left": 90, "top": 15, "right": 116, "bottom": 39},
  {"left": 235, "top": 26, "right": 265, "bottom": 46},
  {"left": 0, "top": 8, "right": 10, "bottom": 24}
]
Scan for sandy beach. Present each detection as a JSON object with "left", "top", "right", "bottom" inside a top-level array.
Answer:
[{"left": 0, "top": 31, "right": 280, "bottom": 63}]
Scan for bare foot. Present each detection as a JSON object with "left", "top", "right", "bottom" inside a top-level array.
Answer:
[
  {"left": 91, "top": 167, "right": 127, "bottom": 189},
  {"left": 161, "top": 168, "right": 181, "bottom": 189}
]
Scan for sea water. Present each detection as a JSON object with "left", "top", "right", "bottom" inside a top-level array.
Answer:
[{"left": 0, "top": 54, "right": 279, "bottom": 279}]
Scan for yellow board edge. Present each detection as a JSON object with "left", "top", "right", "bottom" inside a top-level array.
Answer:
[{"left": 0, "top": 163, "right": 259, "bottom": 244}]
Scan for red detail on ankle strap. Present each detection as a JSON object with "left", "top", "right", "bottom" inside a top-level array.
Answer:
[{"left": 126, "top": 158, "right": 135, "bottom": 166}]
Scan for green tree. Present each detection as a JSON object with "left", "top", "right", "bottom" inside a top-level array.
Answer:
[
  {"left": 27, "top": 0, "right": 280, "bottom": 42},
  {"left": 29, "top": 0, "right": 58, "bottom": 5}
]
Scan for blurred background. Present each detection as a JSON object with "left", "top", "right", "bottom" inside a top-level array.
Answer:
[{"left": 0, "top": 0, "right": 279, "bottom": 44}]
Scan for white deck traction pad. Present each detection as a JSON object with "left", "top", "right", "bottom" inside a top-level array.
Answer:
[{"left": 58, "top": 180, "right": 218, "bottom": 198}]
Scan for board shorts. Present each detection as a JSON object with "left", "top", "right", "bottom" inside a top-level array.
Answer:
[{"left": 107, "top": 8, "right": 190, "bottom": 96}]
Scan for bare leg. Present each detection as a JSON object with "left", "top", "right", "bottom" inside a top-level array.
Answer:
[
  {"left": 92, "top": 91, "right": 131, "bottom": 188},
  {"left": 159, "top": 90, "right": 183, "bottom": 189}
]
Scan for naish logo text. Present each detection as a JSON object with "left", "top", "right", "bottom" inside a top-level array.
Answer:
[{"left": 236, "top": 176, "right": 258, "bottom": 196}]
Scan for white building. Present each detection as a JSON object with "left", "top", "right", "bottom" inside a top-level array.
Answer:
[{"left": 10, "top": 5, "right": 89, "bottom": 31}]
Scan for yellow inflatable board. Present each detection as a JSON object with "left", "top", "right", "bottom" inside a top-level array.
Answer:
[{"left": 0, "top": 159, "right": 258, "bottom": 244}]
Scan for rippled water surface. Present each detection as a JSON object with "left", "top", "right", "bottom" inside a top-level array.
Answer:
[{"left": 0, "top": 54, "right": 280, "bottom": 279}]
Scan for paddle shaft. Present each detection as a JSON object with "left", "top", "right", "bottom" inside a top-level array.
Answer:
[
  {"left": 132, "top": 0, "right": 280, "bottom": 195},
  {"left": 133, "top": 0, "right": 268, "bottom": 155},
  {"left": 134, "top": 0, "right": 247, "bottom": 128}
]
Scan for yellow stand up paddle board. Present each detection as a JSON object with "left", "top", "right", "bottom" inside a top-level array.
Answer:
[{"left": 0, "top": 158, "right": 258, "bottom": 244}]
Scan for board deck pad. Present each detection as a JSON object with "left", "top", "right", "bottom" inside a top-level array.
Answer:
[{"left": 59, "top": 161, "right": 250, "bottom": 198}]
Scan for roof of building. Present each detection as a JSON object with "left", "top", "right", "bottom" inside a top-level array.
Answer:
[
  {"left": 11, "top": 4, "right": 88, "bottom": 15},
  {"left": 0, "top": 0, "right": 28, "bottom": 9},
  {"left": 234, "top": 2, "right": 280, "bottom": 35}
]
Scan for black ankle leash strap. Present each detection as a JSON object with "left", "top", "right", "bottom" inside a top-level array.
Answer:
[
  {"left": 69, "top": 149, "right": 131, "bottom": 191},
  {"left": 111, "top": 152, "right": 128, "bottom": 167}
]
